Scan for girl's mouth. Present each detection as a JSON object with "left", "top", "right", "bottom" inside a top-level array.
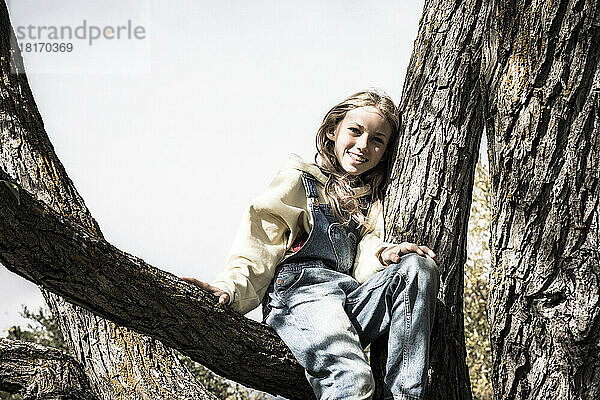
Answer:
[{"left": 348, "top": 151, "right": 368, "bottom": 163}]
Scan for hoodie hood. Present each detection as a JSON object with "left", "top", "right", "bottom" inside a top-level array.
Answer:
[{"left": 283, "top": 154, "right": 372, "bottom": 198}]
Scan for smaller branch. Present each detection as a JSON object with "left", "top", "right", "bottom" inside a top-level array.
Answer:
[{"left": 0, "top": 338, "right": 98, "bottom": 400}]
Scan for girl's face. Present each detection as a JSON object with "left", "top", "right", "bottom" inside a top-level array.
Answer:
[{"left": 326, "top": 106, "right": 392, "bottom": 176}]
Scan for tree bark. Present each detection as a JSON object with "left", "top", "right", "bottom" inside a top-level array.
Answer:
[
  {"left": 482, "top": 0, "right": 600, "bottom": 398},
  {"left": 379, "top": 0, "right": 487, "bottom": 398},
  {"left": 42, "top": 294, "right": 222, "bottom": 400},
  {"left": 0, "top": 338, "right": 97, "bottom": 400}
]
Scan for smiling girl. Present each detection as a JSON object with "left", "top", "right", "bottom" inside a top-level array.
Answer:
[{"left": 183, "top": 91, "right": 440, "bottom": 400}]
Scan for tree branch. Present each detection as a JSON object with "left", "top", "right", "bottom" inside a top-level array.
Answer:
[
  {"left": 0, "top": 177, "right": 311, "bottom": 399},
  {"left": 0, "top": 338, "right": 97, "bottom": 399}
]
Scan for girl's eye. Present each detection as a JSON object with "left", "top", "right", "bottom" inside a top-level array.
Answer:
[
  {"left": 373, "top": 137, "right": 385, "bottom": 144},
  {"left": 349, "top": 127, "right": 361, "bottom": 135}
]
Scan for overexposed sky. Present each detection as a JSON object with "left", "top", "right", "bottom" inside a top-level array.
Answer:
[{"left": 0, "top": 0, "right": 431, "bottom": 330}]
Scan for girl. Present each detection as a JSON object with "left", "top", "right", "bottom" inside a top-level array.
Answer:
[{"left": 183, "top": 91, "right": 440, "bottom": 400}]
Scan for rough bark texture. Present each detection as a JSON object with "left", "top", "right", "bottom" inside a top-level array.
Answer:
[
  {"left": 42, "top": 294, "right": 221, "bottom": 400},
  {"left": 0, "top": 2, "right": 217, "bottom": 399},
  {"left": 379, "top": 0, "right": 486, "bottom": 398},
  {"left": 0, "top": 338, "right": 97, "bottom": 400},
  {"left": 0, "top": 1, "right": 309, "bottom": 399},
  {"left": 482, "top": 0, "right": 600, "bottom": 399}
]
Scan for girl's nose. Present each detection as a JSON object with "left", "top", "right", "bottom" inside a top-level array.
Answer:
[{"left": 356, "top": 134, "right": 368, "bottom": 150}]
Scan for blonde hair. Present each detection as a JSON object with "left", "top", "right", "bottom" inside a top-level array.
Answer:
[{"left": 314, "top": 90, "right": 399, "bottom": 226}]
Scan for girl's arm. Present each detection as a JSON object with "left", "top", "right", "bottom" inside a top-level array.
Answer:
[
  {"left": 204, "top": 166, "right": 309, "bottom": 315},
  {"left": 353, "top": 202, "right": 438, "bottom": 283}
]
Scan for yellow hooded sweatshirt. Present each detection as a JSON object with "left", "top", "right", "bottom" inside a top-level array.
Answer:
[{"left": 210, "top": 155, "right": 394, "bottom": 315}]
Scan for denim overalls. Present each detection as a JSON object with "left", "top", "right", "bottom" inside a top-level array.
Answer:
[{"left": 262, "top": 172, "right": 440, "bottom": 400}]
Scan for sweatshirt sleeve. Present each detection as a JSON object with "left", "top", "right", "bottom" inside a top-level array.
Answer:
[
  {"left": 210, "top": 167, "right": 309, "bottom": 315},
  {"left": 352, "top": 201, "right": 396, "bottom": 284}
]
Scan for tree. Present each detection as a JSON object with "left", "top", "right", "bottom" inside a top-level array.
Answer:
[
  {"left": 0, "top": 0, "right": 255, "bottom": 397},
  {"left": 1, "top": 307, "right": 94, "bottom": 400},
  {"left": 378, "top": 0, "right": 490, "bottom": 397},
  {"left": 0, "top": 0, "right": 598, "bottom": 399},
  {"left": 0, "top": 338, "right": 98, "bottom": 400},
  {"left": 482, "top": 0, "right": 600, "bottom": 398},
  {"left": 1, "top": 306, "right": 268, "bottom": 400}
]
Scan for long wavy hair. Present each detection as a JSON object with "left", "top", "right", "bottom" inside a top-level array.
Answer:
[{"left": 314, "top": 90, "right": 399, "bottom": 227}]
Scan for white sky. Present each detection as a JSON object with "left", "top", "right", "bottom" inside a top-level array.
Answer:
[{"left": 0, "top": 0, "right": 446, "bottom": 331}]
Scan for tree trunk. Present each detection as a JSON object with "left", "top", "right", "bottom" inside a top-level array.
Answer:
[
  {"left": 379, "top": 0, "right": 487, "bottom": 398},
  {"left": 0, "top": 338, "right": 97, "bottom": 400},
  {"left": 42, "top": 294, "right": 221, "bottom": 400},
  {"left": 482, "top": 0, "right": 600, "bottom": 398}
]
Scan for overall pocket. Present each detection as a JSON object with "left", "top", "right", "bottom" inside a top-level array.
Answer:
[
  {"left": 328, "top": 223, "right": 357, "bottom": 273},
  {"left": 274, "top": 268, "right": 305, "bottom": 294}
]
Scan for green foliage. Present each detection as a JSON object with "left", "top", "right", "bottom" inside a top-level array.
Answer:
[
  {"left": 5, "top": 306, "right": 66, "bottom": 352},
  {"left": 464, "top": 157, "right": 493, "bottom": 400}
]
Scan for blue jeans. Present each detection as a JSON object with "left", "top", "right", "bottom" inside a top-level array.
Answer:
[{"left": 264, "top": 253, "right": 440, "bottom": 400}]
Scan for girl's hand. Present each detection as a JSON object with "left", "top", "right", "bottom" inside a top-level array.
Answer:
[
  {"left": 381, "top": 242, "right": 438, "bottom": 266},
  {"left": 181, "top": 277, "right": 230, "bottom": 305}
]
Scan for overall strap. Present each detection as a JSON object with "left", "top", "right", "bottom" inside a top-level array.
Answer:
[{"left": 300, "top": 172, "right": 321, "bottom": 207}]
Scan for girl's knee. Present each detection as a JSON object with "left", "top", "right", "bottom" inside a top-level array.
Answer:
[{"left": 390, "top": 253, "right": 440, "bottom": 291}]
